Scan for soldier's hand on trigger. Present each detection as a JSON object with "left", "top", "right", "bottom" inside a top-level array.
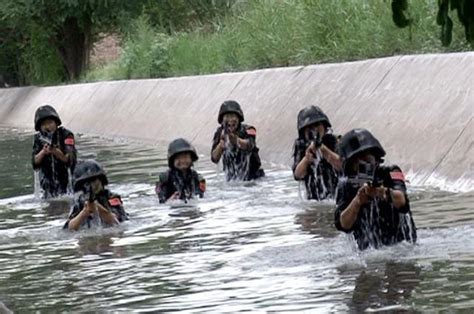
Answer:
[
  {"left": 84, "top": 200, "right": 96, "bottom": 215},
  {"left": 167, "top": 191, "right": 180, "bottom": 203},
  {"left": 304, "top": 143, "right": 316, "bottom": 163},
  {"left": 219, "top": 130, "right": 226, "bottom": 150},
  {"left": 228, "top": 132, "right": 239, "bottom": 146},
  {"left": 42, "top": 144, "right": 52, "bottom": 155},
  {"left": 356, "top": 184, "right": 372, "bottom": 205},
  {"left": 373, "top": 186, "right": 388, "bottom": 201},
  {"left": 363, "top": 185, "right": 387, "bottom": 200}
]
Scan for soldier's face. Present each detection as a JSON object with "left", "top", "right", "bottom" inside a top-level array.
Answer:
[
  {"left": 359, "top": 153, "right": 376, "bottom": 165},
  {"left": 174, "top": 152, "right": 192, "bottom": 171},
  {"left": 304, "top": 122, "right": 325, "bottom": 140},
  {"left": 90, "top": 178, "right": 104, "bottom": 194},
  {"left": 222, "top": 113, "right": 239, "bottom": 132},
  {"left": 40, "top": 119, "right": 57, "bottom": 134},
  {"left": 350, "top": 153, "right": 377, "bottom": 173}
]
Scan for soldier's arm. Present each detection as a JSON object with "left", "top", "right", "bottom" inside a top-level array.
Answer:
[
  {"left": 390, "top": 189, "right": 406, "bottom": 209},
  {"left": 211, "top": 143, "right": 224, "bottom": 163},
  {"left": 96, "top": 202, "right": 119, "bottom": 226},
  {"left": 33, "top": 146, "right": 50, "bottom": 167},
  {"left": 294, "top": 158, "right": 311, "bottom": 179},
  {"left": 63, "top": 134, "right": 77, "bottom": 166},
  {"left": 32, "top": 136, "right": 49, "bottom": 168},
  {"left": 320, "top": 145, "right": 342, "bottom": 171},
  {"left": 338, "top": 184, "right": 371, "bottom": 231},
  {"left": 108, "top": 196, "right": 128, "bottom": 222},
  {"left": 50, "top": 147, "right": 69, "bottom": 163},
  {"left": 236, "top": 126, "right": 257, "bottom": 151},
  {"left": 236, "top": 137, "right": 250, "bottom": 150},
  {"left": 51, "top": 134, "right": 75, "bottom": 164},
  {"left": 67, "top": 202, "right": 93, "bottom": 231},
  {"left": 294, "top": 142, "right": 315, "bottom": 180},
  {"left": 156, "top": 173, "right": 174, "bottom": 203},
  {"left": 197, "top": 174, "right": 206, "bottom": 198},
  {"left": 211, "top": 128, "right": 225, "bottom": 163},
  {"left": 387, "top": 168, "right": 408, "bottom": 210}
]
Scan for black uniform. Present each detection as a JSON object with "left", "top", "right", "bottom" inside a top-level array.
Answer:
[
  {"left": 156, "top": 169, "right": 206, "bottom": 203},
  {"left": 292, "top": 133, "right": 339, "bottom": 200},
  {"left": 32, "top": 127, "right": 77, "bottom": 198},
  {"left": 334, "top": 165, "right": 417, "bottom": 250},
  {"left": 211, "top": 123, "right": 264, "bottom": 181},
  {"left": 63, "top": 189, "right": 128, "bottom": 229}
]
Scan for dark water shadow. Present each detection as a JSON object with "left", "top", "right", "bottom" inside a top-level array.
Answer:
[{"left": 345, "top": 261, "right": 421, "bottom": 312}]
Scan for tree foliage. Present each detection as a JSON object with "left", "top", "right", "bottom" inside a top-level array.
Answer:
[
  {"left": 0, "top": 0, "right": 143, "bottom": 84},
  {"left": 1, "top": 0, "right": 472, "bottom": 86},
  {"left": 391, "top": 0, "right": 474, "bottom": 47},
  {"left": 0, "top": 0, "right": 236, "bottom": 85}
]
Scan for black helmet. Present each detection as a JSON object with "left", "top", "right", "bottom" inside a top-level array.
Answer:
[
  {"left": 218, "top": 100, "right": 244, "bottom": 124},
  {"left": 167, "top": 138, "right": 198, "bottom": 168},
  {"left": 338, "top": 128, "right": 386, "bottom": 171},
  {"left": 73, "top": 159, "right": 108, "bottom": 192},
  {"left": 34, "top": 105, "right": 62, "bottom": 131},
  {"left": 297, "top": 106, "right": 331, "bottom": 134}
]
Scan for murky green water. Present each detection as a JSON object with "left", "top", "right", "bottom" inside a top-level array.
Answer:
[{"left": 0, "top": 126, "right": 473, "bottom": 312}]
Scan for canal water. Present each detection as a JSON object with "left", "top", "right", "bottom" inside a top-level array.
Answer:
[{"left": 0, "top": 126, "right": 472, "bottom": 312}]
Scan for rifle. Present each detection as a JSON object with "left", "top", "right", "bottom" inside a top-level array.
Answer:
[
  {"left": 82, "top": 182, "right": 96, "bottom": 203},
  {"left": 173, "top": 174, "right": 191, "bottom": 204},
  {"left": 222, "top": 121, "right": 230, "bottom": 135},
  {"left": 39, "top": 132, "right": 56, "bottom": 147},
  {"left": 308, "top": 130, "right": 323, "bottom": 157},
  {"left": 347, "top": 161, "right": 382, "bottom": 188}
]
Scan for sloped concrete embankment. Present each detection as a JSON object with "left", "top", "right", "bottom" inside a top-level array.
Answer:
[{"left": 0, "top": 52, "right": 472, "bottom": 191}]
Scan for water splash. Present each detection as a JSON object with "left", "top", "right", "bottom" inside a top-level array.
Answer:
[
  {"left": 222, "top": 145, "right": 251, "bottom": 181},
  {"left": 67, "top": 168, "right": 74, "bottom": 195},
  {"left": 399, "top": 213, "right": 416, "bottom": 243},
  {"left": 33, "top": 171, "right": 41, "bottom": 200}
]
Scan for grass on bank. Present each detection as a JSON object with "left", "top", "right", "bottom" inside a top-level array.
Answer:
[{"left": 83, "top": 0, "right": 472, "bottom": 82}]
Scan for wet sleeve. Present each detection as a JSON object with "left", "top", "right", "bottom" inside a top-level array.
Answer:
[
  {"left": 211, "top": 127, "right": 222, "bottom": 163},
  {"left": 387, "top": 165, "right": 410, "bottom": 214},
  {"left": 292, "top": 140, "right": 305, "bottom": 180},
  {"left": 62, "top": 202, "right": 83, "bottom": 229},
  {"left": 108, "top": 195, "right": 128, "bottom": 222},
  {"left": 32, "top": 135, "right": 42, "bottom": 170},
  {"left": 63, "top": 132, "right": 77, "bottom": 167},
  {"left": 156, "top": 172, "right": 171, "bottom": 203},
  {"left": 197, "top": 173, "right": 206, "bottom": 198},
  {"left": 334, "top": 183, "right": 355, "bottom": 232},
  {"left": 243, "top": 126, "right": 256, "bottom": 151}
]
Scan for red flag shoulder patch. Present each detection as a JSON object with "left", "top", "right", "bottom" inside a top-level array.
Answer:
[
  {"left": 246, "top": 127, "right": 256, "bottom": 136},
  {"left": 390, "top": 171, "right": 405, "bottom": 181},
  {"left": 64, "top": 137, "right": 75, "bottom": 145},
  {"left": 108, "top": 198, "right": 122, "bottom": 206},
  {"left": 199, "top": 181, "right": 206, "bottom": 192}
]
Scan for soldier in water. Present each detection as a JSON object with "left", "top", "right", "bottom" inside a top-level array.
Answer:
[
  {"left": 292, "top": 106, "right": 341, "bottom": 200},
  {"left": 156, "top": 138, "right": 206, "bottom": 203},
  {"left": 334, "top": 128, "right": 417, "bottom": 250},
  {"left": 32, "top": 105, "right": 77, "bottom": 198},
  {"left": 64, "top": 159, "right": 128, "bottom": 231},
  {"left": 211, "top": 100, "right": 264, "bottom": 181}
]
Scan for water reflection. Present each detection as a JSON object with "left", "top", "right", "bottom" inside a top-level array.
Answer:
[
  {"left": 294, "top": 203, "right": 339, "bottom": 238},
  {"left": 42, "top": 198, "right": 72, "bottom": 217},
  {"left": 348, "top": 261, "right": 421, "bottom": 312},
  {"left": 69, "top": 232, "right": 127, "bottom": 257}
]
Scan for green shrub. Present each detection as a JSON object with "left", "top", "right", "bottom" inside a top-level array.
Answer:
[
  {"left": 20, "top": 24, "right": 64, "bottom": 85},
  {"left": 84, "top": 0, "right": 472, "bottom": 81}
]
